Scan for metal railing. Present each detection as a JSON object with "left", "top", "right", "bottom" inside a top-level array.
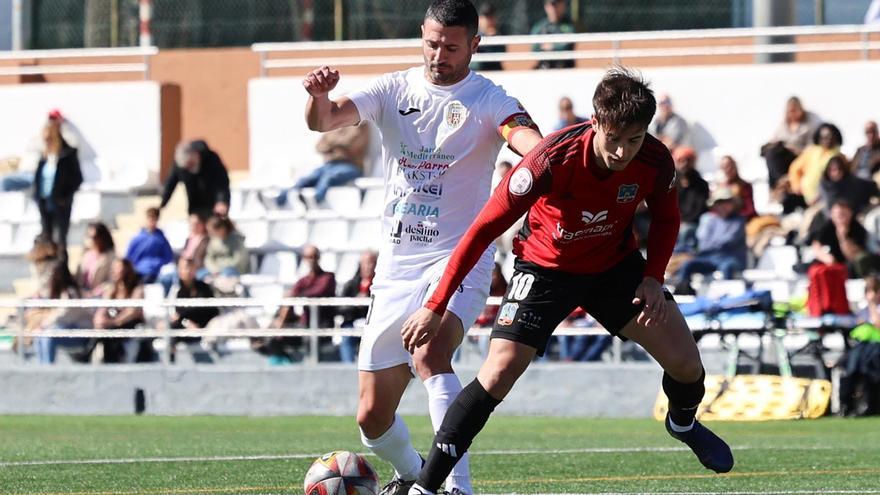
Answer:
[
  {"left": 254, "top": 24, "right": 880, "bottom": 75},
  {"left": 0, "top": 46, "right": 158, "bottom": 79}
]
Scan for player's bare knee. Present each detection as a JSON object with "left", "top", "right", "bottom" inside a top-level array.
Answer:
[
  {"left": 665, "top": 354, "right": 703, "bottom": 383},
  {"left": 356, "top": 402, "right": 392, "bottom": 438}
]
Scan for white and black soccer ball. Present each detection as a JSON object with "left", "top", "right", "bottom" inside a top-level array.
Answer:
[{"left": 304, "top": 451, "right": 380, "bottom": 495}]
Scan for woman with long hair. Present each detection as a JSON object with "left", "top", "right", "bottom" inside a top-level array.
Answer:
[
  {"left": 76, "top": 222, "right": 117, "bottom": 297},
  {"left": 35, "top": 261, "right": 93, "bottom": 364},
  {"left": 33, "top": 116, "right": 83, "bottom": 260},
  {"left": 92, "top": 258, "right": 147, "bottom": 363}
]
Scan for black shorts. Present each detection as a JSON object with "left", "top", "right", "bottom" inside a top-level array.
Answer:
[{"left": 491, "top": 252, "right": 674, "bottom": 356}]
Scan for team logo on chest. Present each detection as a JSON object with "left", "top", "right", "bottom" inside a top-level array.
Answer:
[
  {"left": 445, "top": 101, "right": 466, "bottom": 129},
  {"left": 617, "top": 184, "right": 639, "bottom": 203},
  {"left": 582, "top": 210, "right": 608, "bottom": 225}
]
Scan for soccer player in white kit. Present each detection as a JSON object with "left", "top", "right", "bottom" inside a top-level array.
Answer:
[{"left": 303, "top": 1, "right": 542, "bottom": 494}]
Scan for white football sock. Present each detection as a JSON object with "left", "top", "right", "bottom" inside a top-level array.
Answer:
[
  {"left": 424, "top": 373, "right": 473, "bottom": 495},
  {"left": 408, "top": 483, "right": 435, "bottom": 495},
  {"left": 360, "top": 414, "right": 423, "bottom": 481}
]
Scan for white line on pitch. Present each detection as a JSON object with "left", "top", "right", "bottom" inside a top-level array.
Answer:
[{"left": 0, "top": 444, "right": 854, "bottom": 468}]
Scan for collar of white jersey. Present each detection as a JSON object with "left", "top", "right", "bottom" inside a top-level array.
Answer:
[{"left": 418, "top": 67, "right": 476, "bottom": 93}]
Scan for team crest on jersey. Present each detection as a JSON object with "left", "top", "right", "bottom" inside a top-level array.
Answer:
[
  {"left": 617, "top": 184, "right": 639, "bottom": 203},
  {"left": 445, "top": 101, "right": 466, "bottom": 129},
  {"left": 509, "top": 168, "right": 533, "bottom": 196},
  {"left": 497, "top": 302, "right": 518, "bottom": 326}
]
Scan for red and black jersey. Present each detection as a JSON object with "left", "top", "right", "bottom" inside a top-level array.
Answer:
[{"left": 426, "top": 122, "right": 680, "bottom": 315}]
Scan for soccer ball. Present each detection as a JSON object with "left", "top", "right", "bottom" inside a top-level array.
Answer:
[{"left": 304, "top": 451, "right": 380, "bottom": 495}]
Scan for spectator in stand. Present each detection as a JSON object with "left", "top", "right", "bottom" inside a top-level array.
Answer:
[
  {"left": 674, "top": 188, "right": 747, "bottom": 295},
  {"left": 160, "top": 140, "right": 231, "bottom": 218},
  {"left": 471, "top": 262, "right": 507, "bottom": 357},
  {"left": 337, "top": 250, "right": 379, "bottom": 363},
  {"left": 557, "top": 308, "right": 611, "bottom": 362},
  {"left": 469, "top": 3, "right": 505, "bottom": 72},
  {"left": 35, "top": 261, "right": 94, "bottom": 364},
  {"left": 810, "top": 200, "right": 880, "bottom": 279},
  {"left": 531, "top": 0, "right": 575, "bottom": 70},
  {"left": 852, "top": 120, "right": 880, "bottom": 181},
  {"left": 672, "top": 146, "right": 709, "bottom": 253},
  {"left": 34, "top": 112, "right": 83, "bottom": 260},
  {"left": 254, "top": 245, "right": 337, "bottom": 364},
  {"left": 27, "top": 240, "right": 59, "bottom": 296},
  {"left": 158, "top": 213, "right": 210, "bottom": 296},
  {"left": 125, "top": 207, "right": 173, "bottom": 284},
  {"left": 650, "top": 93, "right": 690, "bottom": 152},
  {"left": 76, "top": 222, "right": 116, "bottom": 297},
  {"left": 717, "top": 156, "right": 756, "bottom": 220},
  {"left": 202, "top": 216, "right": 250, "bottom": 281},
  {"left": 277, "top": 123, "right": 370, "bottom": 207},
  {"left": 762, "top": 96, "right": 821, "bottom": 189},
  {"left": 788, "top": 122, "right": 843, "bottom": 206},
  {"left": 168, "top": 257, "right": 219, "bottom": 362},
  {"left": 820, "top": 155, "right": 879, "bottom": 217},
  {"left": 91, "top": 259, "right": 147, "bottom": 363},
  {"left": 554, "top": 96, "right": 587, "bottom": 131}
]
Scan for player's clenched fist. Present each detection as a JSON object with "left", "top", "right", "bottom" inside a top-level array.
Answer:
[{"left": 303, "top": 66, "right": 340, "bottom": 97}]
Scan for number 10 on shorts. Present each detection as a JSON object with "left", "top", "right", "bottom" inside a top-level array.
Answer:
[{"left": 507, "top": 272, "right": 535, "bottom": 301}]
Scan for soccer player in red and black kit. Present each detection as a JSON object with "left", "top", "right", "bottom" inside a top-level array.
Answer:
[{"left": 400, "top": 68, "right": 734, "bottom": 494}]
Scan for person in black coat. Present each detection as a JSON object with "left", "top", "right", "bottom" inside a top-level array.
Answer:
[
  {"left": 169, "top": 257, "right": 220, "bottom": 362},
  {"left": 33, "top": 117, "right": 83, "bottom": 260},
  {"left": 160, "top": 140, "right": 231, "bottom": 218}
]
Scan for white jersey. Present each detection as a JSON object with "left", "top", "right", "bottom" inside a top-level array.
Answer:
[{"left": 349, "top": 67, "right": 527, "bottom": 282}]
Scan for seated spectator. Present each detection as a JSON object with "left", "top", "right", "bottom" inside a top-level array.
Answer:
[
  {"left": 469, "top": 2, "right": 505, "bottom": 72},
  {"left": 168, "top": 257, "right": 219, "bottom": 362},
  {"left": 788, "top": 123, "right": 843, "bottom": 206},
  {"left": 158, "top": 213, "right": 210, "bottom": 295},
  {"left": 672, "top": 147, "right": 709, "bottom": 253},
  {"left": 278, "top": 122, "right": 370, "bottom": 206},
  {"left": 125, "top": 207, "right": 173, "bottom": 284},
  {"left": 820, "top": 155, "right": 879, "bottom": 217},
  {"left": 762, "top": 96, "right": 821, "bottom": 189},
  {"left": 253, "top": 245, "right": 337, "bottom": 363},
  {"left": 650, "top": 93, "right": 690, "bottom": 152},
  {"left": 34, "top": 112, "right": 83, "bottom": 260},
  {"left": 203, "top": 216, "right": 250, "bottom": 281},
  {"left": 558, "top": 309, "right": 611, "bottom": 362},
  {"left": 472, "top": 262, "right": 507, "bottom": 357},
  {"left": 160, "top": 140, "right": 231, "bottom": 218},
  {"left": 76, "top": 222, "right": 116, "bottom": 297},
  {"left": 674, "top": 188, "right": 747, "bottom": 295},
  {"left": 35, "top": 261, "right": 93, "bottom": 364},
  {"left": 717, "top": 156, "right": 756, "bottom": 220},
  {"left": 90, "top": 259, "right": 148, "bottom": 363},
  {"left": 26, "top": 240, "right": 60, "bottom": 296},
  {"left": 810, "top": 200, "right": 880, "bottom": 280},
  {"left": 337, "top": 250, "right": 378, "bottom": 363},
  {"left": 531, "top": 0, "right": 575, "bottom": 70},
  {"left": 554, "top": 96, "right": 587, "bottom": 131},
  {"left": 852, "top": 120, "right": 880, "bottom": 181}
]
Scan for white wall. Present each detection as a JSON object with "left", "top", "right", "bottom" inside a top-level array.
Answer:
[
  {"left": 0, "top": 81, "right": 162, "bottom": 188},
  {"left": 249, "top": 61, "right": 880, "bottom": 189}
]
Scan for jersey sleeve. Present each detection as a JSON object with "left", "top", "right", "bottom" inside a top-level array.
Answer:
[
  {"left": 488, "top": 86, "right": 540, "bottom": 143},
  {"left": 643, "top": 149, "right": 681, "bottom": 283},
  {"left": 425, "top": 148, "right": 553, "bottom": 315},
  {"left": 347, "top": 73, "right": 392, "bottom": 124}
]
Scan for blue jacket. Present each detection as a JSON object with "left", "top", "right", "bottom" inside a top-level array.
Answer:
[
  {"left": 126, "top": 228, "right": 174, "bottom": 279},
  {"left": 695, "top": 211, "right": 747, "bottom": 267}
]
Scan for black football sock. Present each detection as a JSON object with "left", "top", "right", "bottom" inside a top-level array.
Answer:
[
  {"left": 416, "top": 379, "right": 502, "bottom": 492},
  {"left": 663, "top": 368, "right": 705, "bottom": 428}
]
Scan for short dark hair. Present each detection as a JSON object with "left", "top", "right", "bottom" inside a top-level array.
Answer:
[
  {"left": 478, "top": 2, "right": 496, "bottom": 17},
  {"left": 592, "top": 67, "right": 656, "bottom": 132},
  {"left": 425, "top": 0, "right": 479, "bottom": 38},
  {"left": 146, "top": 207, "right": 160, "bottom": 220},
  {"left": 813, "top": 122, "right": 843, "bottom": 147},
  {"left": 831, "top": 198, "right": 853, "bottom": 211}
]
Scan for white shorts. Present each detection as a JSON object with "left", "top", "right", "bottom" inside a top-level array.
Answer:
[{"left": 357, "top": 259, "right": 491, "bottom": 372}]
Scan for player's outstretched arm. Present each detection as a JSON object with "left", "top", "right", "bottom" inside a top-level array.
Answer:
[{"left": 303, "top": 66, "right": 360, "bottom": 132}]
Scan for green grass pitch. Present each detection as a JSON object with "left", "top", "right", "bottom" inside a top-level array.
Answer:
[{"left": 0, "top": 415, "right": 878, "bottom": 494}]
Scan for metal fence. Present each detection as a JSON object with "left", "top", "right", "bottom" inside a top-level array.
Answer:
[{"left": 25, "top": 0, "right": 875, "bottom": 49}]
